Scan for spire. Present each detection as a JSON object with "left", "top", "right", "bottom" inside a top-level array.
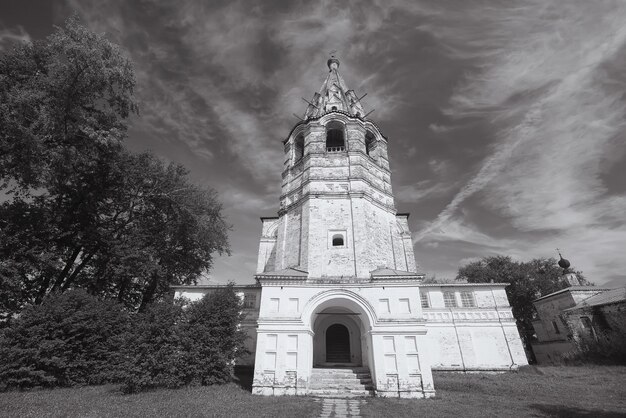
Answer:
[{"left": 302, "top": 54, "right": 367, "bottom": 119}]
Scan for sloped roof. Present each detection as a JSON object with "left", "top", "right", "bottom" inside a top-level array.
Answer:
[
  {"left": 565, "top": 287, "right": 626, "bottom": 311},
  {"left": 533, "top": 286, "right": 610, "bottom": 302},
  {"left": 255, "top": 267, "right": 309, "bottom": 279}
]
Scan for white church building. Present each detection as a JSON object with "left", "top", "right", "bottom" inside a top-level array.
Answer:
[{"left": 173, "top": 56, "right": 527, "bottom": 398}]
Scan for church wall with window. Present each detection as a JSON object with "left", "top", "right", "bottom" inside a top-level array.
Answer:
[
  {"left": 173, "top": 282, "right": 527, "bottom": 372},
  {"left": 419, "top": 284, "right": 527, "bottom": 370}
]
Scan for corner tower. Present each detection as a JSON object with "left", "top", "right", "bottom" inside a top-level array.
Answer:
[{"left": 257, "top": 56, "right": 418, "bottom": 279}]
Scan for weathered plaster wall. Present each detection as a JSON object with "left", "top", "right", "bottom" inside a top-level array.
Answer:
[
  {"left": 272, "top": 115, "right": 404, "bottom": 279},
  {"left": 534, "top": 289, "right": 604, "bottom": 343},
  {"left": 420, "top": 285, "right": 528, "bottom": 370},
  {"left": 564, "top": 301, "right": 626, "bottom": 354},
  {"left": 257, "top": 218, "right": 278, "bottom": 273}
]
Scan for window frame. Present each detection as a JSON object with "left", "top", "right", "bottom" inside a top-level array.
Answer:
[
  {"left": 243, "top": 293, "right": 257, "bottom": 309},
  {"left": 443, "top": 291, "right": 458, "bottom": 308},
  {"left": 293, "top": 134, "right": 304, "bottom": 163},
  {"left": 328, "top": 230, "right": 347, "bottom": 249},
  {"left": 365, "top": 130, "right": 376, "bottom": 156},
  {"left": 325, "top": 121, "right": 346, "bottom": 152},
  {"left": 460, "top": 291, "right": 476, "bottom": 308}
]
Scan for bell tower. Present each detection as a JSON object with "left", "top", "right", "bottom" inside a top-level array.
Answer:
[
  {"left": 252, "top": 57, "right": 434, "bottom": 399},
  {"left": 257, "top": 55, "right": 418, "bottom": 280}
]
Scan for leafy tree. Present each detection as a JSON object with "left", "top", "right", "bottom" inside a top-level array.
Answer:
[
  {"left": 0, "top": 17, "right": 229, "bottom": 317},
  {"left": 0, "top": 15, "right": 136, "bottom": 193},
  {"left": 456, "top": 255, "right": 588, "bottom": 362},
  {"left": 119, "top": 299, "right": 192, "bottom": 393},
  {"left": 120, "top": 285, "right": 247, "bottom": 393},
  {"left": 184, "top": 285, "right": 248, "bottom": 385},
  {"left": 0, "top": 290, "right": 130, "bottom": 390}
]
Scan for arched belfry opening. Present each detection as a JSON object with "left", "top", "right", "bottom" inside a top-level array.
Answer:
[
  {"left": 294, "top": 134, "right": 304, "bottom": 162},
  {"left": 365, "top": 130, "right": 376, "bottom": 156},
  {"left": 326, "top": 121, "right": 345, "bottom": 152}
]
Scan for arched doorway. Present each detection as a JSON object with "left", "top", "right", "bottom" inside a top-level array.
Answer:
[
  {"left": 312, "top": 307, "right": 365, "bottom": 367},
  {"left": 326, "top": 324, "right": 351, "bottom": 363}
]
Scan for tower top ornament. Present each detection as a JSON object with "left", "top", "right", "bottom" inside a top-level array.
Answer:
[{"left": 327, "top": 50, "right": 340, "bottom": 71}]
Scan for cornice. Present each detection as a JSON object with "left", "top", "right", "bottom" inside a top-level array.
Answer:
[{"left": 283, "top": 110, "right": 388, "bottom": 144}]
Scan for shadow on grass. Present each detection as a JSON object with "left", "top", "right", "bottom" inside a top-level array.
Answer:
[
  {"left": 233, "top": 366, "right": 254, "bottom": 392},
  {"left": 531, "top": 403, "right": 626, "bottom": 417}
]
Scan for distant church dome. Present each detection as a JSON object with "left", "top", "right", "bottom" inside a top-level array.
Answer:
[{"left": 557, "top": 252, "right": 571, "bottom": 269}]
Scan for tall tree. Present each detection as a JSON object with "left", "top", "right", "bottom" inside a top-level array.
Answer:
[
  {"left": 456, "top": 255, "right": 588, "bottom": 362},
  {"left": 0, "top": 17, "right": 229, "bottom": 318}
]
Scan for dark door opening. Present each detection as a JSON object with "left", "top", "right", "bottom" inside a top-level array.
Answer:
[{"left": 326, "top": 324, "right": 351, "bottom": 363}]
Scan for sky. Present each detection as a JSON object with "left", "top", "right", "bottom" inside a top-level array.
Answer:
[{"left": 1, "top": 0, "right": 625, "bottom": 288}]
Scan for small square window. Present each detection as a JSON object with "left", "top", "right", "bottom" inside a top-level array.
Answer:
[
  {"left": 332, "top": 234, "right": 344, "bottom": 246},
  {"left": 328, "top": 230, "right": 347, "bottom": 248},
  {"left": 443, "top": 291, "right": 457, "bottom": 308},
  {"left": 460, "top": 291, "right": 476, "bottom": 308}
]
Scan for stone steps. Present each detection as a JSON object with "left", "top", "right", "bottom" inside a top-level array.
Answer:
[{"left": 308, "top": 367, "right": 375, "bottom": 398}]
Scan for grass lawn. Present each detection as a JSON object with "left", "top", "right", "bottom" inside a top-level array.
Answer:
[
  {"left": 1, "top": 366, "right": 625, "bottom": 417},
  {"left": 362, "top": 366, "right": 626, "bottom": 417},
  {"left": 0, "top": 383, "right": 321, "bottom": 418}
]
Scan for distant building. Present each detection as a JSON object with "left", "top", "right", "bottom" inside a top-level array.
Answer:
[
  {"left": 531, "top": 273, "right": 626, "bottom": 363},
  {"left": 173, "top": 57, "right": 528, "bottom": 397},
  {"left": 562, "top": 287, "right": 626, "bottom": 359}
]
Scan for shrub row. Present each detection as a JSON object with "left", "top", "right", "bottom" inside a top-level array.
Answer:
[{"left": 0, "top": 287, "right": 247, "bottom": 393}]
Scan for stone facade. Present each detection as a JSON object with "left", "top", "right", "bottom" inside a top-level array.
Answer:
[
  {"left": 531, "top": 285, "right": 626, "bottom": 363},
  {"left": 173, "top": 57, "right": 528, "bottom": 397},
  {"left": 563, "top": 295, "right": 626, "bottom": 356}
]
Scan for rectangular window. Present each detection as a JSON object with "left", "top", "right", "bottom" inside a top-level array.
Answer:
[
  {"left": 460, "top": 291, "right": 476, "bottom": 308},
  {"left": 443, "top": 291, "right": 457, "bottom": 308},
  {"left": 552, "top": 320, "right": 561, "bottom": 334},
  {"left": 420, "top": 292, "right": 430, "bottom": 308},
  {"left": 243, "top": 293, "right": 256, "bottom": 309}
]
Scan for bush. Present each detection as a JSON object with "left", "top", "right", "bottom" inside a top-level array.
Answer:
[
  {"left": 0, "top": 290, "right": 130, "bottom": 390},
  {"left": 184, "top": 285, "right": 248, "bottom": 386},
  {"left": 563, "top": 331, "right": 626, "bottom": 365},
  {"left": 119, "top": 300, "right": 193, "bottom": 393},
  {"left": 120, "top": 285, "right": 247, "bottom": 393}
]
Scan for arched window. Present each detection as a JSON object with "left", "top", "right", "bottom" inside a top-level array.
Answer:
[
  {"left": 365, "top": 130, "right": 376, "bottom": 156},
  {"left": 294, "top": 134, "right": 304, "bottom": 162},
  {"left": 331, "top": 106, "right": 337, "bottom": 111},
  {"left": 326, "top": 121, "right": 345, "bottom": 152},
  {"left": 332, "top": 234, "right": 344, "bottom": 247}
]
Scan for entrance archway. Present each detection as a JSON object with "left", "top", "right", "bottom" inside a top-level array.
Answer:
[
  {"left": 312, "top": 307, "right": 364, "bottom": 366},
  {"left": 304, "top": 290, "right": 375, "bottom": 369},
  {"left": 326, "top": 324, "right": 351, "bottom": 363}
]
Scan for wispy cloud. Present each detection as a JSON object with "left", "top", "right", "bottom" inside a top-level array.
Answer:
[
  {"left": 396, "top": 179, "right": 454, "bottom": 203},
  {"left": 0, "top": 25, "right": 31, "bottom": 51},
  {"left": 412, "top": 1, "right": 626, "bottom": 283},
  {"left": 46, "top": 0, "right": 626, "bottom": 285}
]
